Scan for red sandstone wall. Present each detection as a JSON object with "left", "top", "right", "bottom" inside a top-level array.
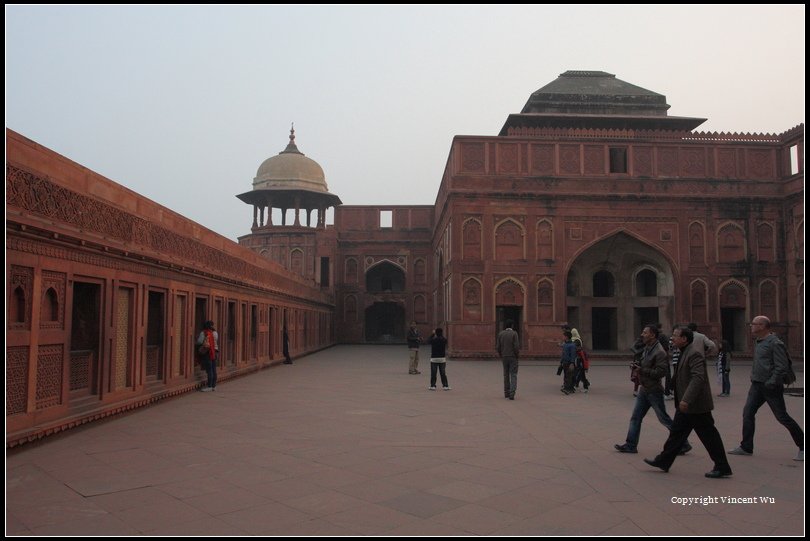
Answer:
[{"left": 6, "top": 129, "right": 336, "bottom": 447}]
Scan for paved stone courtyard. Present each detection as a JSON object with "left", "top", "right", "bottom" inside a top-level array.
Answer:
[{"left": 6, "top": 346, "right": 804, "bottom": 535}]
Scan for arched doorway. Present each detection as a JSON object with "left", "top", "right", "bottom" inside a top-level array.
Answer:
[
  {"left": 566, "top": 232, "right": 675, "bottom": 352},
  {"left": 365, "top": 302, "right": 405, "bottom": 342}
]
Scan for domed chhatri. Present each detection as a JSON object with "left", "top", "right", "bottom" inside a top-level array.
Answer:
[
  {"left": 253, "top": 125, "right": 330, "bottom": 194},
  {"left": 237, "top": 125, "right": 341, "bottom": 229}
]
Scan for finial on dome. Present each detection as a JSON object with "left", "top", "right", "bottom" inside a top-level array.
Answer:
[{"left": 281, "top": 122, "right": 302, "bottom": 154}]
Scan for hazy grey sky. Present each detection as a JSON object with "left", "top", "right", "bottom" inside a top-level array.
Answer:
[{"left": 6, "top": 5, "right": 805, "bottom": 241}]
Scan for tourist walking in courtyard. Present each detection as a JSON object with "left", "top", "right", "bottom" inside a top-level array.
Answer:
[
  {"left": 643, "top": 326, "right": 731, "bottom": 478},
  {"left": 616, "top": 325, "right": 691, "bottom": 455},
  {"left": 560, "top": 330, "right": 577, "bottom": 394},
  {"left": 428, "top": 327, "right": 450, "bottom": 391},
  {"left": 407, "top": 321, "right": 422, "bottom": 374},
  {"left": 497, "top": 320, "right": 520, "bottom": 400},
  {"left": 728, "top": 316, "right": 804, "bottom": 461}
]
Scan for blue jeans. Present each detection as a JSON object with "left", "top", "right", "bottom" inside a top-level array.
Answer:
[
  {"left": 722, "top": 371, "right": 731, "bottom": 395},
  {"left": 625, "top": 388, "right": 676, "bottom": 449},
  {"left": 740, "top": 382, "right": 804, "bottom": 452},
  {"left": 206, "top": 354, "right": 218, "bottom": 389}
]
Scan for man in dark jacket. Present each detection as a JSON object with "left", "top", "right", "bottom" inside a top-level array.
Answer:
[
  {"left": 497, "top": 320, "right": 520, "bottom": 400},
  {"left": 643, "top": 326, "right": 732, "bottom": 478},
  {"left": 728, "top": 315, "right": 804, "bottom": 461},
  {"left": 615, "top": 325, "right": 690, "bottom": 454}
]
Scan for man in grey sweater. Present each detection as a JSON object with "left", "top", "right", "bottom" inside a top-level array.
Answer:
[{"left": 728, "top": 315, "right": 804, "bottom": 461}]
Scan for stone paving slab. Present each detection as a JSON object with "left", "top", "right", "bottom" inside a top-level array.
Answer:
[{"left": 6, "top": 346, "right": 805, "bottom": 535}]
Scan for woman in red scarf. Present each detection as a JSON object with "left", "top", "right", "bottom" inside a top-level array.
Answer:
[{"left": 196, "top": 320, "right": 218, "bottom": 391}]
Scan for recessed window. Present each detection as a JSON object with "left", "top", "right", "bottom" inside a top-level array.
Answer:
[
  {"left": 609, "top": 147, "right": 627, "bottom": 173},
  {"left": 593, "top": 270, "right": 615, "bottom": 297},
  {"left": 380, "top": 210, "right": 393, "bottom": 228},
  {"left": 790, "top": 145, "right": 799, "bottom": 175}
]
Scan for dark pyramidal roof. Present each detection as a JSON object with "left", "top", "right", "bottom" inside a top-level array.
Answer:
[{"left": 500, "top": 70, "right": 706, "bottom": 134}]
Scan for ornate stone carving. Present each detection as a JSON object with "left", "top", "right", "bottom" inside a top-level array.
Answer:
[
  {"left": 717, "top": 149, "right": 737, "bottom": 178},
  {"left": 559, "top": 144, "right": 580, "bottom": 174},
  {"left": 496, "top": 279, "right": 524, "bottom": 306},
  {"left": 461, "top": 143, "right": 485, "bottom": 172},
  {"left": 499, "top": 144, "right": 518, "bottom": 173},
  {"left": 584, "top": 145, "right": 603, "bottom": 174},
  {"left": 36, "top": 344, "right": 63, "bottom": 410},
  {"left": 633, "top": 147, "right": 653, "bottom": 176},
  {"left": 658, "top": 147, "right": 678, "bottom": 176},
  {"left": 531, "top": 144, "right": 554, "bottom": 175},
  {"left": 681, "top": 148, "right": 705, "bottom": 177},
  {"left": 7, "top": 346, "right": 29, "bottom": 415},
  {"left": 747, "top": 149, "right": 772, "bottom": 179}
]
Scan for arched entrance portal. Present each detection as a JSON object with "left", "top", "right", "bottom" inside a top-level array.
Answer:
[
  {"left": 566, "top": 232, "right": 675, "bottom": 352},
  {"left": 366, "top": 261, "right": 405, "bottom": 292},
  {"left": 365, "top": 302, "right": 405, "bottom": 343}
]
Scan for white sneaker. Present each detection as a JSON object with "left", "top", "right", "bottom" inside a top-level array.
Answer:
[
  {"left": 443, "top": 387, "right": 451, "bottom": 391},
  {"left": 429, "top": 386, "right": 436, "bottom": 391},
  {"left": 200, "top": 387, "right": 213, "bottom": 392},
  {"left": 794, "top": 450, "right": 804, "bottom": 461}
]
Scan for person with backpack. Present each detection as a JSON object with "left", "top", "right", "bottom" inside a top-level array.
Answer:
[
  {"left": 728, "top": 316, "right": 804, "bottom": 461},
  {"left": 573, "top": 339, "right": 591, "bottom": 393},
  {"left": 196, "top": 320, "right": 219, "bottom": 391},
  {"left": 427, "top": 327, "right": 450, "bottom": 391}
]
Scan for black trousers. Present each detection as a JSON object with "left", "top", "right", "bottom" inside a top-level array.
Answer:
[
  {"left": 430, "top": 362, "right": 449, "bottom": 388},
  {"left": 654, "top": 410, "right": 730, "bottom": 472}
]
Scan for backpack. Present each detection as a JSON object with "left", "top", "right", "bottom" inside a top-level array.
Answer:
[{"left": 578, "top": 348, "right": 590, "bottom": 370}]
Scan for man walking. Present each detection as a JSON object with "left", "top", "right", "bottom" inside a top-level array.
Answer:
[
  {"left": 615, "top": 325, "right": 691, "bottom": 454},
  {"left": 407, "top": 321, "right": 422, "bottom": 375},
  {"left": 497, "top": 320, "right": 520, "bottom": 400},
  {"left": 560, "top": 330, "right": 577, "bottom": 394},
  {"left": 728, "top": 316, "right": 804, "bottom": 461},
  {"left": 643, "top": 326, "right": 732, "bottom": 478}
]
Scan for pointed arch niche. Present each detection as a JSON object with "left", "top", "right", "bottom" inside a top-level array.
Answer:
[
  {"left": 345, "top": 257, "right": 358, "bottom": 284},
  {"left": 462, "top": 218, "right": 482, "bottom": 261},
  {"left": 494, "top": 218, "right": 525, "bottom": 261},
  {"left": 756, "top": 222, "right": 775, "bottom": 262},
  {"left": 689, "top": 221, "right": 706, "bottom": 264},
  {"left": 717, "top": 222, "right": 746, "bottom": 263},
  {"left": 690, "top": 279, "right": 709, "bottom": 324},
  {"left": 536, "top": 219, "right": 554, "bottom": 260},
  {"left": 462, "top": 277, "right": 483, "bottom": 321},
  {"left": 759, "top": 279, "right": 778, "bottom": 321},
  {"left": 537, "top": 278, "right": 554, "bottom": 321}
]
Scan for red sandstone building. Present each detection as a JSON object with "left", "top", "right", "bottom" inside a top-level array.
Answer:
[{"left": 6, "top": 71, "right": 804, "bottom": 445}]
